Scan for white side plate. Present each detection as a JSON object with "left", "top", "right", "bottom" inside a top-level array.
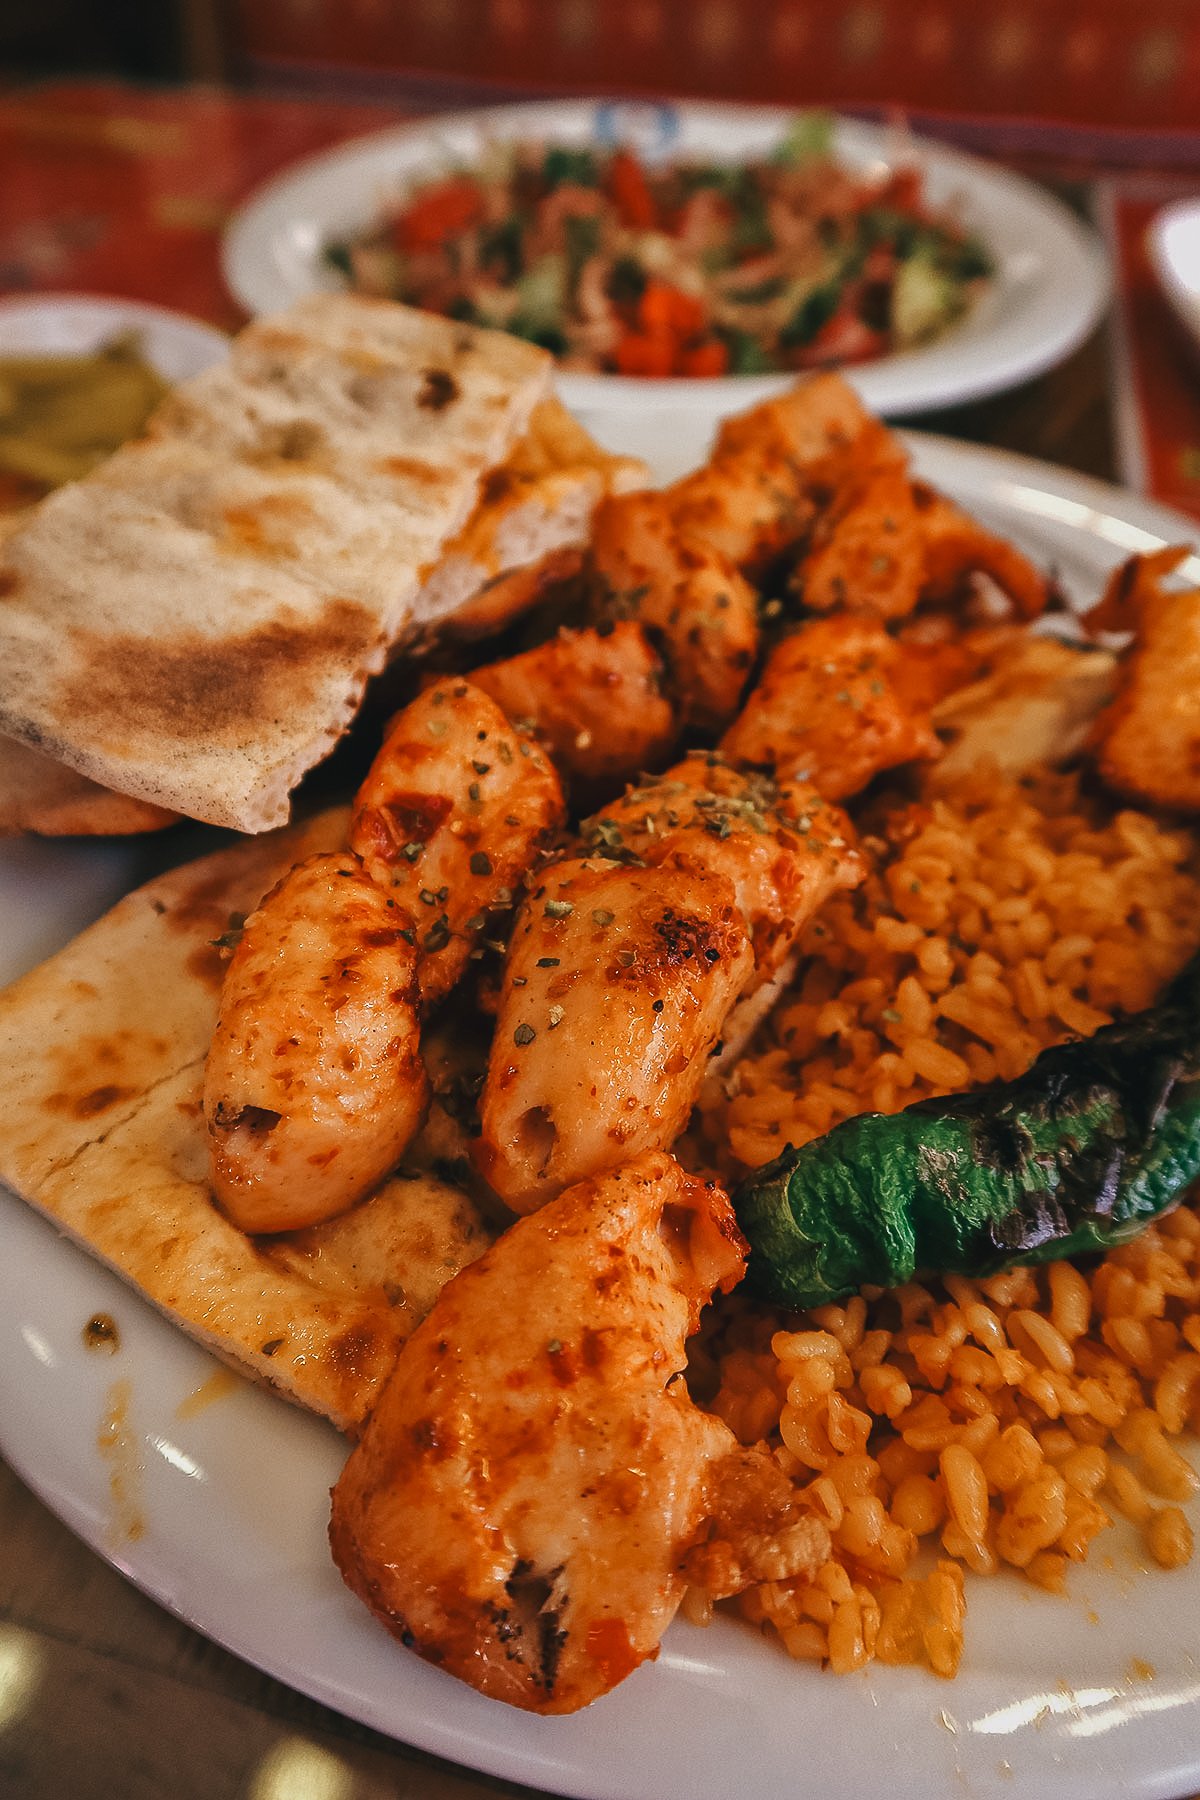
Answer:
[
  {"left": 1146, "top": 198, "right": 1200, "bottom": 367},
  {"left": 0, "top": 292, "right": 229, "bottom": 381}
]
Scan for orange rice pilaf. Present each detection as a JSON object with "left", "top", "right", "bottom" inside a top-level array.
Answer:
[{"left": 690, "top": 765, "right": 1200, "bottom": 1676}]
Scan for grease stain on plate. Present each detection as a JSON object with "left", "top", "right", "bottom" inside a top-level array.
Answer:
[
  {"left": 97, "top": 1375, "right": 144, "bottom": 1544},
  {"left": 176, "top": 1365, "right": 242, "bottom": 1420},
  {"left": 82, "top": 1311, "right": 120, "bottom": 1354}
]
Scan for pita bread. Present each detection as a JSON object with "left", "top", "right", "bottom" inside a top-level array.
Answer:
[
  {"left": 0, "top": 810, "right": 495, "bottom": 1433},
  {"left": 413, "top": 395, "right": 645, "bottom": 630},
  {"left": 0, "top": 393, "right": 641, "bottom": 838},
  {"left": 0, "top": 734, "right": 178, "bottom": 836},
  {"left": 0, "top": 295, "right": 552, "bottom": 834}
]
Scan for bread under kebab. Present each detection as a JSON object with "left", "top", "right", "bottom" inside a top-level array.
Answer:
[
  {"left": 0, "top": 808, "right": 501, "bottom": 1433},
  {"left": 0, "top": 294, "right": 641, "bottom": 837}
]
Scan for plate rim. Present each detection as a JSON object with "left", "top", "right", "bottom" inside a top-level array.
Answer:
[
  {"left": 1145, "top": 196, "right": 1200, "bottom": 355},
  {"left": 0, "top": 290, "right": 230, "bottom": 376},
  {"left": 219, "top": 97, "right": 1110, "bottom": 419}
]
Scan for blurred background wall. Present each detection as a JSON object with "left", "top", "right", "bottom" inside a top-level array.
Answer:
[
  {"left": 0, "top": 0, "right": 192, "bottom": 80},
  {"left": 2, "top": 0, "right": 1198, "bottom": 132}
]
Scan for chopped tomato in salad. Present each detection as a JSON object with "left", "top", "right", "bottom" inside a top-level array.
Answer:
[{"left": 325, "top": 114, "right": 992, "bottom": 379}]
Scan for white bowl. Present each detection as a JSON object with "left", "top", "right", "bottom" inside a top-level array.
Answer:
[
  {"left": 0, "top": 292, "right": 229, "bottom": 381},
  {"left": 1146, "top": 198, "right": 1200, "bottom": 364},
  {"left": 222, "top": 97, "right": 1109, "bottom": 459}
]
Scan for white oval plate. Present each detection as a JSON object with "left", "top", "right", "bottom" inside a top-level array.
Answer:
[
  {"left": 2, "top": 436, "right": 1199, "bottom": 1800},
  {"left": 0, "top": 292, "right": 229, "bottom": 382},
  {"left": 1146, "top": 198, "right": 1200, "bottom": 365},
  {"left": 221, "top": 99, "right": 1109, "bottom": 434}
]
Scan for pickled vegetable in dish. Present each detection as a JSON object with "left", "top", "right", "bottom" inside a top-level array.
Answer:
[
  {"left": 0, "top": 334, "right": 168, "bottom": 509},
  {"left": 325, "top": 115, "right": 992, "bottom": 378}
]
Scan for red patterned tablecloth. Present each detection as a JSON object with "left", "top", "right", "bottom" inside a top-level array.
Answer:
[{"left": 0, "top": 81, "right": 411, "bottom": 328}]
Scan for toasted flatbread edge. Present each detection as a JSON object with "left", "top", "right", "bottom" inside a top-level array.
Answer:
[
  {"left": 0, "top": 296, "right": 554, "bottom": 836},
  {"left": 0, "top": 812, "right": 492, "bottom": 1433}
]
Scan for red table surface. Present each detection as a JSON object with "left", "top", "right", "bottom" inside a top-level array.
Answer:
[{"left": 0, "top": 81, "right": 416, "bottom": 329}]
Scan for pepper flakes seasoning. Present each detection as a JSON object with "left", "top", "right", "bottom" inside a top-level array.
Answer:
[
  {"left": 475, "top": 854, "right": 754, "bottom": 1212},
  {"left": 349, "top": 678, "right": 566, "bottom": 1008}
]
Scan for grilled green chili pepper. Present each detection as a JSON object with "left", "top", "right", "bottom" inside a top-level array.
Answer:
[{"left": 734, "top": 949, "right": 1200, "bottom": 1309}]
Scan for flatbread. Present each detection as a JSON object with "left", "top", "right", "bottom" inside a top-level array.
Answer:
[
  {"left": 0, "top": 811, "right": 495, "bottom": 1433},
  {"left": 414, "top": 395, "right": 646, "bottom": 629},
  {"left": 0, "top": 295, "right": 552, "bottom": 834},
  {"left": 0, "top": 734, "right": 178, "bottom": 836},
  {"left": 0, "top": 392, "right": 641, "bottom": 839}
]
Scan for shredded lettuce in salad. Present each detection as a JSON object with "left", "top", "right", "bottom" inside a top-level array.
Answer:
[{"left": 325, "top": 114, "right": 993, "bottom": 379}]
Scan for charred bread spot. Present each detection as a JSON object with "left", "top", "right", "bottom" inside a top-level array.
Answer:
[
  {"left": 377, "top": 453, "right": 448, "bottom": 487},
  {"left": 186, "top": 941, "right": 228, "bottom": 989},
  {"left": 480, "top": 464, "right": 516, "bottom": 506},
  {"left": 324, "top": 1322, "right": 385, "bottom": 1383},
  {"left": 49, "top": 1082, "right": 136, "bottom": 1120},
  {"left": 218, "top": 493, "right": 322, "bottom": 558},
  {"left": 418, "top": 368, "right": 459, "bottom": 412},
  {"left": 57, "top": 600, "right": 380, "bottom": 750}
]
